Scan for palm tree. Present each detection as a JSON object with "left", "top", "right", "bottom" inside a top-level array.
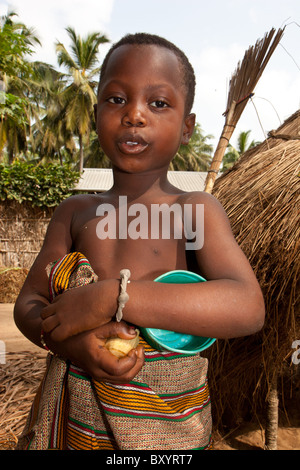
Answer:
[
  {"left": 170, "top": 123, "right": 213, "bottom": 171},
  {"left": 222, "top": 130, "right": 260, "bottom": 172},
  {"left": 0, "top": 11, "right": 41, "bottom": 162},
  {"left": 0, "top": 10, "right": 40, "bottom": 79},
  {"left": 55, "top": 27, "right": 109, "bottom": 172},
  {"left": 30, "top": 62, "right": 76, "bottom": 163},
  {"left": 83, "top": 130, "right": 111, "bottom": 168}
]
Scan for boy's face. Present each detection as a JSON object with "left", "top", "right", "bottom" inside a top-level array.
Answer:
[{"left": 95, "top": 44, "right": 195, "bottom": 175}]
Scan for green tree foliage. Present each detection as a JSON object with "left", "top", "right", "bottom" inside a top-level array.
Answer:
[
  {"left": 170, "top": 123, "right": 213, "bottom": 171},
  {"left": 0, "top": 11, "right": 37, "bottom": 78},
  {"left": 0, "top": 160, "right": 80, "bottom": 208},
  {"left": 30, "top": 62, "right": 77, "bottom": 163},
  {"left": 0, "top": 11, "right": 41, "bottom": 162},
  {"left": 55, "top": 27, "right": 109, "bottom": 172},
  {"left": 0, "top": 13, "right": 223, "bottom": 175},
  {"left": 83, "top": 130, "right": 111, "bottom": 168},
  {"left": 222, "top": 130, "right": 260, "bottom": 172}
]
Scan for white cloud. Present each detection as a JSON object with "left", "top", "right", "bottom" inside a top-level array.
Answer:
[
  {"left": 190, "top": 44, "right": 246, "bottom": 140},
  {"left": 248, "top": 69, "right": 300, "bottom": 126},
  {"left": 1, "top": 0, "right": 115, "bottom": 65},
  {"left": 190, "top": 38, "right": 300, "bottom": 147}
]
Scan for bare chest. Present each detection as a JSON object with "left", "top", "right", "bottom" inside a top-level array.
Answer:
[{"left": 72, "top": 201, "right": 189, "bottom": 280}]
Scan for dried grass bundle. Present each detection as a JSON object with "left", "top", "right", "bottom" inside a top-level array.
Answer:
[
  {"left": 205, "top": 27, "right": 285, "bottom": 193},
  {"left": 224, "top": 28, "right": 284, "bottom": 125},
  {"left": 0, "top": 267, "right": 29, "bottom": 302},
  {"left": 0, "top": 352, "right": 46, "bottom": 450},
  {"left": 208, "top": 115, "right": 300, "bottom": 429}
]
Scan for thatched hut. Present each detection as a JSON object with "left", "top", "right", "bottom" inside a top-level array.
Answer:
[{"left": 207, "top": 110, "right": 300, "bottom": 439}]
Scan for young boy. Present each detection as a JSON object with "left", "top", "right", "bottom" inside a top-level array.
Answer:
[{"left": 14, "top": 33, "right": 265, "bottom": 450}]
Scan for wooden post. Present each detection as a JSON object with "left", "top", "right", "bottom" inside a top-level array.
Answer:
[
  {"left": 264, "top": 371, "right": 278, "bottom": 450},
  {"left": 204, "top": 101, "right": 236, "bottom": 194}
]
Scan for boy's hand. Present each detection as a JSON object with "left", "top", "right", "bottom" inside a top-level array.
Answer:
[
  {"left": 41, "top": 280, "right": 118, "bottom": 341},
  {"left": 49, "top": 321, "right": 144, "bottom": 384}
]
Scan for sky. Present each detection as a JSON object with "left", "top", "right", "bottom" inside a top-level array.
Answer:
[{"left": 1, "top": 0, "right": 300, "bottom": 150}]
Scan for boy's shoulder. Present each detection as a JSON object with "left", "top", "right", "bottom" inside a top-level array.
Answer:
[
  {"left": 177, "top": 190, "right": 229, "bottom": 225},
  {"left": 56, "top": 193, "right": 100, "bottom": 212},
  {"left": 50, "top": 193, "right": 101, "bottom": 226},
  {"left": 177, "top": 189, "right": 222, "bottom": 207}
]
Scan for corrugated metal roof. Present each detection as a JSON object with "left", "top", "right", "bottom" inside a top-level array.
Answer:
[
  {"left": 168, "top": 171, "right": 207, "bottom": 192},
  {"left": 75, "top": 168, "right": 211, "bottom": 192},
  {"left": 76, "top": 168, "right": 113, "bottom": 191}
]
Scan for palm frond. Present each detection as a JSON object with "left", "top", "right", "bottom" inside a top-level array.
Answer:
[{"left": 55, "top": 42, "right": 78, "bottom": 70}]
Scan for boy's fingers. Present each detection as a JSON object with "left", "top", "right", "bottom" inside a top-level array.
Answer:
[
  {"left": 40, "top": 304, "right": 55, "bottom": 319},
  {"left": 96, "top": 344, "right": 144, "bottom": 378},
  {"left": 41, "top": 315, "right": 59, "bottom": 333},
  {"left": 41, "top": 319, "right": 73, "bottom": 342},
  {"left": 114, "top": 322, "right": 138, "bottom": 339},
  {"left": 119, "top": 345, "right": 145, "bottom": 374},
  {"left": 133, "top": 345, "right": 145, "bottom": 365},
  {"left": 118, "top": 346, "right": 145, "bottom": 382},
  {"left": 96, "top": 347, "right": 136, "bottom": 376},
  {"left": 96, "top": 321, "right": 137, "bottom": 340}
]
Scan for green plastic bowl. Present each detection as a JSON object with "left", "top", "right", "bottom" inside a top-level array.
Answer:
[{"left": 140, "top": 270, "right": 216, "bottom": 355}]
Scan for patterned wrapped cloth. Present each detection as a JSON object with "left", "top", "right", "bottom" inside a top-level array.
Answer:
[{"left": 17, "top": 252, "right": 212, "bottom": 450}]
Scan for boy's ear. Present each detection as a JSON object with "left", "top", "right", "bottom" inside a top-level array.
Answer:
[{"left": 181, "top": 113, "right": 196, "bottom": 145}]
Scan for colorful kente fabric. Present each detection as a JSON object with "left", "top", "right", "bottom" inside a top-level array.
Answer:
[{"left": 17, "top": 252, "right": 212, "bottom": 450}]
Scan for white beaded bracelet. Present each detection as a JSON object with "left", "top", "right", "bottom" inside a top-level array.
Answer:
[
  {"left": 116, "top": 269, "right": 131, "bottom": 322},
  {"left": 40, "top": 329, "right": 56, "bottom": 356}
]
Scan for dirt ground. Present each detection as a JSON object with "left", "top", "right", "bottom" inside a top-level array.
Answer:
[{"left": 0, "top": 266, "right": 299, "bottom": 450}]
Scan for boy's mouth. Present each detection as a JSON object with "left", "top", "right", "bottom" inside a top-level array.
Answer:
[{"left": 117, "top": 134, "right": 149, "bottom": 155}]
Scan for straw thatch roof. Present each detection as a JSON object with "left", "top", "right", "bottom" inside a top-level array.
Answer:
[{"left": 207, "top": 110, "right": 300, "bottom": 428}]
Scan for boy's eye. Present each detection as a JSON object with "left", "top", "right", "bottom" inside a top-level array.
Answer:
[
  {"left": 107, "top": 97, "right": 125, "bottom": 105},
  {"left": 150, "top": 100, "right": 169, "bottom": 108}
]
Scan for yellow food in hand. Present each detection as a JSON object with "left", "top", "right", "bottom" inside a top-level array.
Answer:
[{"left": 105, "top": 330, "right": 140, "bottom": 358}]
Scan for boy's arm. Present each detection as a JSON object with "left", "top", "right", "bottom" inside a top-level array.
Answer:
[
  {"left": 124, "top": 192, "right": 265, "bottom": 339},
  {"left": 14, "top": 197, "right": 143, "bottom": 381},
  {"left": 14, "top": 195, "right": 115, "bottom": 346},
  {"left": 41, "top": 193, "right": 265, "bottom": 341},
  {"left": 14, "top": 197, "right": 75, "bottom": 347}
]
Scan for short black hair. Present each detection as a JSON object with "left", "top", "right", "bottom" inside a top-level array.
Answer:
[{"left": 99, "top": 33, "right": 196, "bottom": 114}]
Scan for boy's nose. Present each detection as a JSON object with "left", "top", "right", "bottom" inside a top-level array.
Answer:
[{"left": 121, "top": 104, "right": 146, "bottom": 127}]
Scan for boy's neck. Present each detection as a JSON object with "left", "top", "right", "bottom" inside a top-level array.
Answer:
[{"left": 109, "top": 167, "right": 176, "bottom": 200}]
